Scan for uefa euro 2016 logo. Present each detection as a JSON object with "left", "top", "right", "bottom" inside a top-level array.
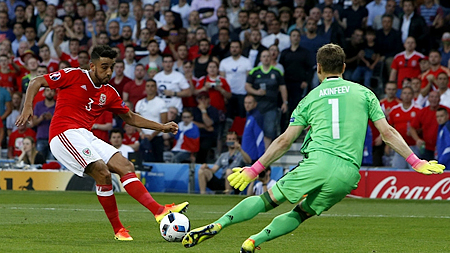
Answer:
[{"left": 49, "top": 72, "right": 61, "bottom": 81}]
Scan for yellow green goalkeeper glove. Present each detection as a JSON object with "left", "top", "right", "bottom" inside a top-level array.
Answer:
[
  {"left": 407, "top": 154, "right": 445, "bottom": 175},
  {"left": 227, "top": 161, "right": 265, "bottom": 191}
]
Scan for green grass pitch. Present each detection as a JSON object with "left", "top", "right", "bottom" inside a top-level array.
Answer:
[{"left": 1, "top": 191, "right": 449, "bottom": 253}]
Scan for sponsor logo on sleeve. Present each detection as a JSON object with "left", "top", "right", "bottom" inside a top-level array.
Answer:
[
  {"left": 49, "top": 72, "right": 61, "bottom": 81},
  {"left": 290, "top": 117, "right": 295, "bottom": 123}
]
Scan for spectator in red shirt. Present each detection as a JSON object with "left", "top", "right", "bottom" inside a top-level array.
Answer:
[
  {"left": 92, "top": 111, "right": 113, "bottom": 143},
  {"left": 420, "top": 50, "right": 450, "bottom": 97},
  {"left": 182, "top": 60, "right": 198, "bottom": 109},
  {"left": 162, "top": 28, "right": 181, "bottom": 60},
  {"left": 123, "top": 123, "right": 140, "bottom": 151},
  {"left": 389, "top": 37, "right": 424, "bottom": 95},
  {"left": 56, "top": 38, "right": 80, "bottom": 67},
  {"left": 195, "top": 61, "right": 232, "bottom": 113},
  {"left": 380, "top": 81, "right": 402, "bottom": 117},
  {"left": 38, "top": 44, "right": 59, "bottom": 73},
  {"left": 8, "top": 122, "right": 36, "bottom": 158},
  {"left": 410, "top": 91, "right": 449, "bottom": 161},
  {"left": 123, "top": 64, "right": 147, "bottom": 107},
  {"left": 0, "top": 54, "right": 17, "bottom": 92},
  {"left": 109, "top": 60, "right": 131, "bottom": 97},
  {"left": 388, "top": 86, "right": 422, "bottom": 169}
]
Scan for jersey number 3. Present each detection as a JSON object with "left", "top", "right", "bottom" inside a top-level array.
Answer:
[{"left": 328, "top": 98, "right": 340, "bottom": 139}]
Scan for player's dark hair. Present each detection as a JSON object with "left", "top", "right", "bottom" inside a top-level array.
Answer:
[
  {"left": 109, "top": 128, "right": 124, "bottom": 139},
  {"left": 317, "top": 44, "right": 345, "bottom": 74},
  {"left": 91, "top": 45, "right": 118, "bottom": 61}
]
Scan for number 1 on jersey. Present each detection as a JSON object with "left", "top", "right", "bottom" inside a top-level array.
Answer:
[{"left": 328, "top": 98, "right": 340, "bottom": 139}]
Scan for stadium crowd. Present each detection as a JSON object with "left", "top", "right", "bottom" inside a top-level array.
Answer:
[{"left": 0, "top": 0, "right": 449, "bottom": 181}]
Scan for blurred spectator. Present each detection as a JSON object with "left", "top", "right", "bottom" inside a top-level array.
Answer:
[
  {"left": 247, "top": 167, "right": 276, "bottom": 196},
  {"left": 366, "top": 0, "right": 386, "bottom": 28},
  {"left": 419, "top": 50, "right": 450, "bottom": 97},
  {"left": 197, "top": 131, "right": 251, "bottom": 194},
  {"left": 116, "top": 26, "right": 136, "bottom": 59},
  {"left": 138, "top": 39, "right": 163, "bottom": 71},
  {"left": 190, "top": 0, "right": 221, "bottom": 26},
  {"left": 239, "top": 11, "right": 268, "bottom": 44},
  {"left": 38, "top": 44, "right": 59, "bottom": 73},
  {"left": 278, "top": 7, "right": 293, "bottom": 34},
  {"left": 317, "top": 6, "right": 346, "bottom": 49},
  {"left": 234, "top": 10, "right": 249, "bottom": 36},
  {"left": 338, "top": 0, "right": 368, "bottom": 38},
  {"left": 196, "top": 61, "right": 231, "bottom": 113},
  {"left": 351, "top": 28, "right": 381, "bottom": 87},
  {"left": 172, "top": 0, "right": 191, "bottom": 28},
  {"left": 211, "top": 16, "right": 239, "bottom": 46},
  {"left": 436, "top": 107, "right": 450, "bottom": 169},
  {"left": 375, "top": 14, "right": 403, "bottom": 74},
  {"left": 6, "top": 91, "right": 21, "bottom": 136},
  {"left": 134, "top": 28, "right": 152, "bottom": 61},
  {"left": 287, "top": 7, "right": 307, "bottom": 36},
  {"left": 56, "top": 38, "right": 80, "bottom": 68},
  {"left": 220, "top": 40, "right": 252, "bottom": 119},
  {"left": 181, "top": 60, "right": 198, "bottom": 109},
  {"left": 194, "top": 39, "right": 218, "bottom": 78},
  {"left": 109, "top": 60, "right": 132, "bottom": 97},
  {"left": 241, "top": 95, "right": 265, "bottom": 162},
  {"left": 261, "top": 19, "right": 290, "bottom": 52},
  {"left": 155, "top": 1, "right": 183, "bottom": 29},
  {"left": 18, "top": 136, "right": 45, "bottom": 165},
  {"left": 388, "top": 86, "right": 421, "bottom": 169},
  {"left": 173, "top": 44, "right": 188, "bottom": 73},
  {"left": 110, "top": 128, "right": 134, "bottom": 159},
  {"left": 31, "top": 87, "right": 55, "bottom": 160},
  {"left": 170, "top": 109, "right": 200, "bottom": 163},
  {"left": 192, "top": 91, "right": 220, "bottom": 163},
  {"left": 380, "top": 81, "right": 402, "bottom": 116},
  {"left": 0, "top": 54, "right": 17, "bottom": 92},
  {"left": 156, "top": 10, "right": 178, "bottom": 40},
  {"left": 280, "top": 29, "right": 314, "bottom": 121},
  {"left": 24, "top": 26, "right": 39, "bottom": 56},
  {"left": 188, "top": 27, "right": 209, "bottom": 60},
  {"left": 78, "top": 50, "right": 89, "bottom": 70},
  {"left": 343, "top": 28, "right": 364, "bottom": 80},
  {"left": 411, "top": 77, "right": 427, "bottom": 107},
  {"left": 107, "top": 21, "right": 123, "bottom": 47},
  {"left": 265, "top": 44, "right": 284, "bottom": 74},
  {"left": 123, "top": 123, "right": 140, "bottom": 152},
  {"left": 227, "top": 0, "right": 242, "bottom": 29},
  {"left": 9, "top": 5, "right": 27, "bottom": 27},
  {"left": 8, "top": 121, "right": 35, "bottom": 158},
  {"left": 162, "top": 28, "right": 181, "bottom": 59},
  {"left": 187, "top": 10, "right": 201, "bottom": 33},
  {"left": 372, "top": 0, "right": 400, "bottom": 31},
  {"left": 435, "top": 72, "right": 450, "bottom": 108},
  {"left": 123, "top": 45, "right": 137, "bottom": 80},
  {"left": 389, "top": 37, "right": 424, "bottom": 92},
  {"left": 136, "top": 79, "right": 168, "bottom": 162},
  {"left": 69, "top": 18, "right": 89, "bottom": 49},
  {"left": 154, "top": 54, "right": 191, "bottom": 113},
  {"left": 0, "top": 11, "right": 15, "bottom": 43},
  {"left": 92, "top": 111, "right": 113, "bottom": 143},
  {"left": 211, "top": 28, "right": 231, "bottom": 61},
  {"left": 144, "top": 19, "right": 167, "bottom": 52},
  {"left": 11, "top": 22, "right": 26, "bottom": 56},
  {"left": 123, "top": 64, "right": 147, "bottom": 106},
  {"left": 418, "top": 0, "right": 444, "bottom": 27},
  {"left": 37, "top": 25, "right": 65, "bottom": 60},
  {"left": 439, "top": 32, "right": 450, "bottom": 68},
  {"left": 246, "top": 50, "right": 287, "bottom": 148},
  {"left": 109, "top": 2, "right": 136, "bottom": 34},
  {"left": 242, "top": 30, "right": 267, "bottom": 68},
  {"left": 34, "top": 0, "right": 47, "bottom": 33},
  {"left": 410, "top": 91, "right": 443, "bottom": 161},
  {"left": 399, "top": 0, "right": 428, "bottom": 53}
]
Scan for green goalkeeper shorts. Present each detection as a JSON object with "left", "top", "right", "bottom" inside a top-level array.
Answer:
[{"left": 274, "top": 151, "right": 361, "bottom": 215}]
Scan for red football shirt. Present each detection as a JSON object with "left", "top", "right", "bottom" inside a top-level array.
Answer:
[
  {"left": 109, "top": 75, "right": 132, "bottom": 98},
  {"left": 196, "top": 75, "right": 231, "bottom": 112},
  {"left": 8, "top": 128, "right": 36, "bottom": 157},
  {"left": 0, "top": 71, "right": 17, "bottom": 91},
  {"left": 391, "top": 51, "right": 424, "bottom": 88},
  {"left": 43, "top": 59, "right": 60, "bottom": 73},
  {"left": 92, "top": 111, "right": 113, "bottom": 143},
  {"left": 123, "top": 132, "right": 140, "bottom": 146},
  {"left": 43, "top": 68, "right": 129, "bottom": 141},
  {"left": 182, "top": 77, "right": 198, "bottom": 108},
  {"left": 60, "top": 53, "right": 79, "bottom": 68},
  {"left": 123, "top": 80, "right": 146, "bottom": 106},
  {"left": 410, "top": 106, "right": 450, "bottom": 151},
  {"left": 388, "top": 103, "right": 422, "bottom": 145},
  {"left": 380, "top": 97, "right": 402, "bottom": 117},
  {"left": 420, "top": 66, "right": 450, "bottom": 89}
]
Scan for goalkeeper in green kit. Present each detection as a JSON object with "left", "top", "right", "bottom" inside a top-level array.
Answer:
[{"left": 182, "top": 44, "right": 445, "bottom": 252}]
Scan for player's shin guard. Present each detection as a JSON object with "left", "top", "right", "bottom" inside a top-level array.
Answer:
[
  {"left": 250, "top": 202, "right": 313, "bottom": 247},
  {"left": 120, "top": 172, "right": 163, "bottom": 215},
  {"left": 96, "top": 184, "right": 123, "bottom": 233},
  {"left": 215, "top": 192, "right": 277, "bottom": 229}
]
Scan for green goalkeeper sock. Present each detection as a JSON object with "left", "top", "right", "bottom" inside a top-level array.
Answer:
[
  {"left": 215, "top": 195, "right": 270, "bottom": 229},
  {"left": 250, "top": 205, "right": 310, "bottom": 246}
]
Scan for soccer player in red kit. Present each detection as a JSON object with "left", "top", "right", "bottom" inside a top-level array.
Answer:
[{"left": 16, "top": 45, "right": 189, "bottom": 241}]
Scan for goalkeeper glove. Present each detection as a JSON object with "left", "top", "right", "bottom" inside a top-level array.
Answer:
[
  {"left": 228, "top": 161, "right": 265, "bottom": 191},
  {"left": 406, "top": 154, "right": 445, "bottom": 175}
]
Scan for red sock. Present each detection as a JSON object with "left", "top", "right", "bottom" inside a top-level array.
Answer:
[
  {"left": 120, "top": 172, "right": 163, "bottom": 215},
  {"left": 96, "top": 185, "right": 123, "bottom": 234}
]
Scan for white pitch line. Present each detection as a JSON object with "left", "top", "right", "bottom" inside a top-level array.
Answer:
[{"left": 4, "top": 207, "right": 450, "bottom": 219}]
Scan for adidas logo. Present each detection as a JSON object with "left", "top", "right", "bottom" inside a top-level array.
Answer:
[
  {"left": 227, "top": 215, "right": 234, "bottom": 221},
  {"left": 264, "top": 229, "right": 271, "bottom": 236}
]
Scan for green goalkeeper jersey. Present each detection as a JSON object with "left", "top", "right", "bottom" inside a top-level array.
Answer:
[{"left": 290, "top": 77, "right": 385, "bottom": 168}]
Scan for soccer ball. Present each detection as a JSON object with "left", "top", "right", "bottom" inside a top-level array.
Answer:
[{"left": 160, "top": 212, "right": 190, "bottom": 242}]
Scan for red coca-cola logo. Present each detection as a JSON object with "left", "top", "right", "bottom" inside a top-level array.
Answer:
[{"left": 369, "top": 176, "right": 450, "bottom": 200}]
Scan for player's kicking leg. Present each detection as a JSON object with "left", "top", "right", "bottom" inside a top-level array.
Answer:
[
  {"left": 107, "top": 152, "right": 189, "bottom": 223},
  {"left": 182, "top": 191, "right": 283, "bottom": 248}
]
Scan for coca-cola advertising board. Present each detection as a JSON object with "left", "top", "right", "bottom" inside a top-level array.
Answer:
[{"left": 350, "top": 169, "right": 450, "bottom": 200}]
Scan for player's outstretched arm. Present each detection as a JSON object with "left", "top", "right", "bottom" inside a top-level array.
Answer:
[
  {"left": 16, "top": 76, "right": 49, "bottom": 126},
  {"left": 119, "top": 110, "right": 179, "bottom": 134},
  {"left": 374, "top": 118, "right": 445, "bottom": 174},
  {"left": 228, "top": 125, "right": 305, "bottom": 191}
]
